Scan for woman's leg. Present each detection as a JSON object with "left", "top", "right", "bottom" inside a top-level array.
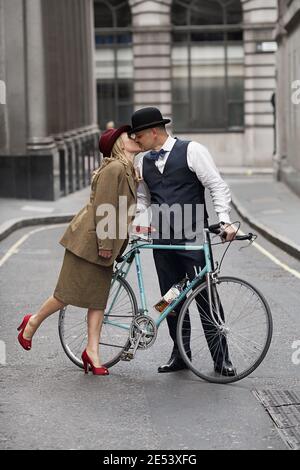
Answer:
[
  {"left": 22, "top": 295, "right": 66, "bottom": 340},
  {"left": 85, "top": 308, "right": 105, "bottom": 367}
]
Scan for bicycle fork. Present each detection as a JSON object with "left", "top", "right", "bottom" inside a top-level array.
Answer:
[{"left": 206, "top": 273, "right": 224, "bottom": 328}]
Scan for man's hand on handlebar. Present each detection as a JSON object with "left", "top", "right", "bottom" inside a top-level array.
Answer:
[
  {"left": 221, "top": 223, "right": 237, "bottom": 243},
  {"left": 208, "top": 221, "right": 255, "bottom": 243}
]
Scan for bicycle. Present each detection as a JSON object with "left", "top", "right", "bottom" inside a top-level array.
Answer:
[{"left": 58, "top": 222, "right": 273, "bottom": 384}]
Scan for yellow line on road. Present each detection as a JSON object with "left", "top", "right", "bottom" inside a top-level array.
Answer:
[
  {"left": 0, "top": 224, "right": 67, "bottom": 268},
  {"left": 239, "top": 230, "right": 300, "bottom": 280}
]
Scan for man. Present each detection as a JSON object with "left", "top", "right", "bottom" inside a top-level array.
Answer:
[{"left": 130, "top": 107, "right": 236, "bottom": 375}]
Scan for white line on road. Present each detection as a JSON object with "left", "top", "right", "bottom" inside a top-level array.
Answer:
[
  {"left": 0, "top": 224, "right": 67, "bottom": 268},
  {"left": 1, "top": 224, "right": 300, "bottom": 281},
  {"left": 239, "top": 230, "right": 300, "bottom": 280},
  {"left": 253, "top": 241, "right": 300, "bottom": 280}
]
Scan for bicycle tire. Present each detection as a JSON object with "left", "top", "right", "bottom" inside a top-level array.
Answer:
[
  {"left": 177, "top": 276, "right": 273, "bottom": 384},
  {"left": 58, "top": 275, "right": 139, "bottom": 369}
]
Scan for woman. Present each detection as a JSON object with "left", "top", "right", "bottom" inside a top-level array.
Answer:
[{"left": 17, "top": 125, "right": 141, "bottom": 376}]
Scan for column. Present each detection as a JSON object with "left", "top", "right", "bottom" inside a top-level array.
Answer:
[
  {"left": 2, "top": 0, "right": 27, "bottom": 154},
  {"left": 0, "top": 0, "right": 8, "bottom": 154},
  {"left": 24, "top": 0, "right": 60, "bottom": 200},
  {"left": 25, "top": 0, "right": 48, "bottom": 141},
  {"left": 130, "top": 0, "right": 172, "bottom": 119},
  {"left": 242, "top": 0, "right": 278, "bottom": 166},
  {"left": 274, "top": 0, "right": 288, "bottom": 180},
  {"left": 276, "top": 0, "right": 300, "bottom": 195}
]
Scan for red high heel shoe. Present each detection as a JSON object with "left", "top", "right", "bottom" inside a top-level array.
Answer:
[
  {"left": 17, "top": 314, "right": 33, "bottom": 351},
  {"left": 81, "top": 349, "right": 109, "bottom": 376}
]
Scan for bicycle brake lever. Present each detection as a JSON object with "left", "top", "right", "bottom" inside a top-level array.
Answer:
[{"left": 238, "top": 234, "right": 257, "bottom": 251}]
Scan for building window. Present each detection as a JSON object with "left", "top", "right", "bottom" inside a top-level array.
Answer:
[
  {"left": 94, "top": 0, "right": 133, "bottom": 129},
  {"left": 171, "top": 0, "right": 244, "bottom": 132}
]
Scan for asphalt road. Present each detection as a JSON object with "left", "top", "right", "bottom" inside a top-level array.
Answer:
[{"left": 1, "top": 208, "right": 300, "bottom": 450}]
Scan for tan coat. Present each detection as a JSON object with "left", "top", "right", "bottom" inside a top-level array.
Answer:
[{"left": 60, "top": 160, "right": 137, "bottom": 267}]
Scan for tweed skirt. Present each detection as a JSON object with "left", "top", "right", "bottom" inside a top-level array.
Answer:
[{"left": 53, "top": 249, "right": 113, "bottom": 309}]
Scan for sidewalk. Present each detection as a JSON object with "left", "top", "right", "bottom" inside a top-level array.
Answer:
[
  {"left": 0, "top": 187, "right": 90, "bottom": 241},
  {"left": 0, "top": 171, "right": 300, "bottom": 260},
  {"left": 225, "top": 172, "right": 300, "bottom": 259}
]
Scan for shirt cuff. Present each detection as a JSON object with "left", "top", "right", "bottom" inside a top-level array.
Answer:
[
  {"left": 218, "top": 213, "right": 231, "bottom": 224},
  {"left": 132, "top": 208, "right": 151, "bottom": 227}
]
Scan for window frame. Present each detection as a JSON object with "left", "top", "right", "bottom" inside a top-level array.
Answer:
[
  {"left": 94, "top": 0, "right": 133, "bottom": 128},
  {"left": 171, "top": 0, "right": 244, "bottom": 133}
]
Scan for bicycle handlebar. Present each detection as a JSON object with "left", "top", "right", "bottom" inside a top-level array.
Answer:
[
  {"left": 129, "top": 222, "right": 254, "bottom": 250},
  {"left": 208, "top": 222, "right": 254, "bottom": 241}
]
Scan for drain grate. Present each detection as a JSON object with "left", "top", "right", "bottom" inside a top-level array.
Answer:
[
  {"left": 278, "top": 427, "right": 300, "bottom": 451},
  {"left": 268, "top": 405, "right": 300, "bottom": 429},
  {"left": 253, "top": 389, "right": 300, "bottom": 408},
  {"left": 253, "top": 389, "right": 300, "bottom": 450}
]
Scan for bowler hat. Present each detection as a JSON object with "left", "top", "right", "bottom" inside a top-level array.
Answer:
[
  {"left": 129, "top": 107, "right": 171, "bottom": 134},
  {"left": 99, "top": 125, "right": 131, "bottom": 158}
]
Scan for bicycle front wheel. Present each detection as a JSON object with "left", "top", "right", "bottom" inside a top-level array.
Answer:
[
  {"left": 177, "top": 276, "right": 273, "bottom": 384},
  {"left": 58, "top": 275, "right": 138, "bottom": 369}
]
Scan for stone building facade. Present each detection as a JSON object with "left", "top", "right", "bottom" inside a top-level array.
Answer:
[
  {"left": 95, "top": 0, "right": 278, "bottom": 168},
  {"left": 0, "top": 0, "right": 99, "bottom": 200},
  {"left": 275, "top": 0, "right": 300, "bottom": 196}
]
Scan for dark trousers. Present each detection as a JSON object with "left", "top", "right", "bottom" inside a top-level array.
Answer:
[{"left": 153, "top": 246, "right": 229, "bottom": 366}]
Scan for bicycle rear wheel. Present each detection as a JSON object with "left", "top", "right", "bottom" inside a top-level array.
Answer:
[
  {"left": 58, "top": 275, "right": 138, "bottom": 369},
  {"left": 177, "top": 276, "right": 273, "bottom": 383}
]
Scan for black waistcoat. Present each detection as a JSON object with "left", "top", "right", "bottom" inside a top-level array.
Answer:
[{"left": 142, "top": 139, "right": 208, "bottom": 242}]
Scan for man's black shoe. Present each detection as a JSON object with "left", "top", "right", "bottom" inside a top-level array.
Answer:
[
  {"left": 214, "top": 361, "right": 237, "bottom": 377},
  {"left": 158, "top": 355, "right": 189, "bottom": 373}
]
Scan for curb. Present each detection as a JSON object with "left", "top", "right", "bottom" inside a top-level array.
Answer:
[
  {"left": 220, "top": 167, "right": 274, "bottom": 176},
  {"left": 0, "top": 214, "right": 74, "bottom": 242},
  {"left": 231, "top": 193, "right": 300, "bottom": 261},
  {"left": 1, "top": 198, "right": 300, "bottom": 262}
]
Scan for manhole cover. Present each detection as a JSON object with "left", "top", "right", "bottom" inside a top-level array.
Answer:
[
  {"left": 253, "top": 389, "right": 300, "bottom": 408},
  {"left": 253, "top": 389, "right": 300, "bottom": 450}
]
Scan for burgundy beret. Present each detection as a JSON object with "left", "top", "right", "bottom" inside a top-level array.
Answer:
[{"left": 99, "top": 125, "right": 131, "bottom": 158}]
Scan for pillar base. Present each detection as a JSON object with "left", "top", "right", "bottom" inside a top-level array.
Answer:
[
  {"left": 0, "top": 126, "right": 100, "bottom": 201},
  {"left": 280, "top": 165, "right": 300, "bottom": 197},
  {"left": 0, "top": 152, "right": 59, "bottom": 200}
]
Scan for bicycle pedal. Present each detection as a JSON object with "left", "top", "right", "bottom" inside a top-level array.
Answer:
[{"left": 121, "top": 351, "right": 134, "bottom": 361}]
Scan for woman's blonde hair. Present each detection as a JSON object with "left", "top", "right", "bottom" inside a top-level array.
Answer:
[
  {"left": 101, "top": 135, "right": 128, "bottom": 169},
  {"left": 92, "top": 134, "right": 128, "bottom": 181}
]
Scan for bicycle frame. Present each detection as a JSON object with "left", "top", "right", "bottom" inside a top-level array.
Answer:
[
  {"left": 104, "top": 229, "right": 214, "bottom": 331},
  {"left": 59, "top": 222, "right": 272, "bottom": 384}
]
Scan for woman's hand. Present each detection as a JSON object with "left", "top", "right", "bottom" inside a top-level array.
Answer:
[
  {"left": 99, "top": 249, "right": 113, "bottom": 259},
  {"left": 132, "top": 225, "right": 156, "bottom": 234}
]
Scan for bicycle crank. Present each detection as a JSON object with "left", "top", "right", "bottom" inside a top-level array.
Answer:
[{"left": 130, "top": 315, "right": 157, "bottom": 349}]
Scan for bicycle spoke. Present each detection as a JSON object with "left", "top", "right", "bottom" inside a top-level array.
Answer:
[
  {"left": 177, "top": 277, "right": 272, "bottom": 383},
  {"left": 59, "top": 276, "right": 138, "bottom": 369}
]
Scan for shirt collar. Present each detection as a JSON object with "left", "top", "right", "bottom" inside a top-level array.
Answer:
[{"left": 160, "top": 135, "right": 176, "bottom": 153}]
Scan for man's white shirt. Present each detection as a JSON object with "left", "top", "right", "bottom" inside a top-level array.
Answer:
[{"left": 135, "top": 135, "right": 231, "bottom": 227}]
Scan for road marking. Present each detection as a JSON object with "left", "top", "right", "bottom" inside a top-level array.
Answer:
[
  {"left": 21, "top": 205, "right": 54, "bottom": 213},
  {"left": 0, "top": 224, "right": 67, "bottom": 268},
  {"left": 239, "top": 230, "right": 300, "bottom": 280},
  {"left": 1, "top": 224, "right": 300, "bottom": 281}
]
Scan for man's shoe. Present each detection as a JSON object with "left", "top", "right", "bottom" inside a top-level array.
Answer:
[
  {"left": 158, "top": 355, "right": 188, "bottom": 373},
  {"left": 214, "top": 360, "right": 236, "bottom": 377}
]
